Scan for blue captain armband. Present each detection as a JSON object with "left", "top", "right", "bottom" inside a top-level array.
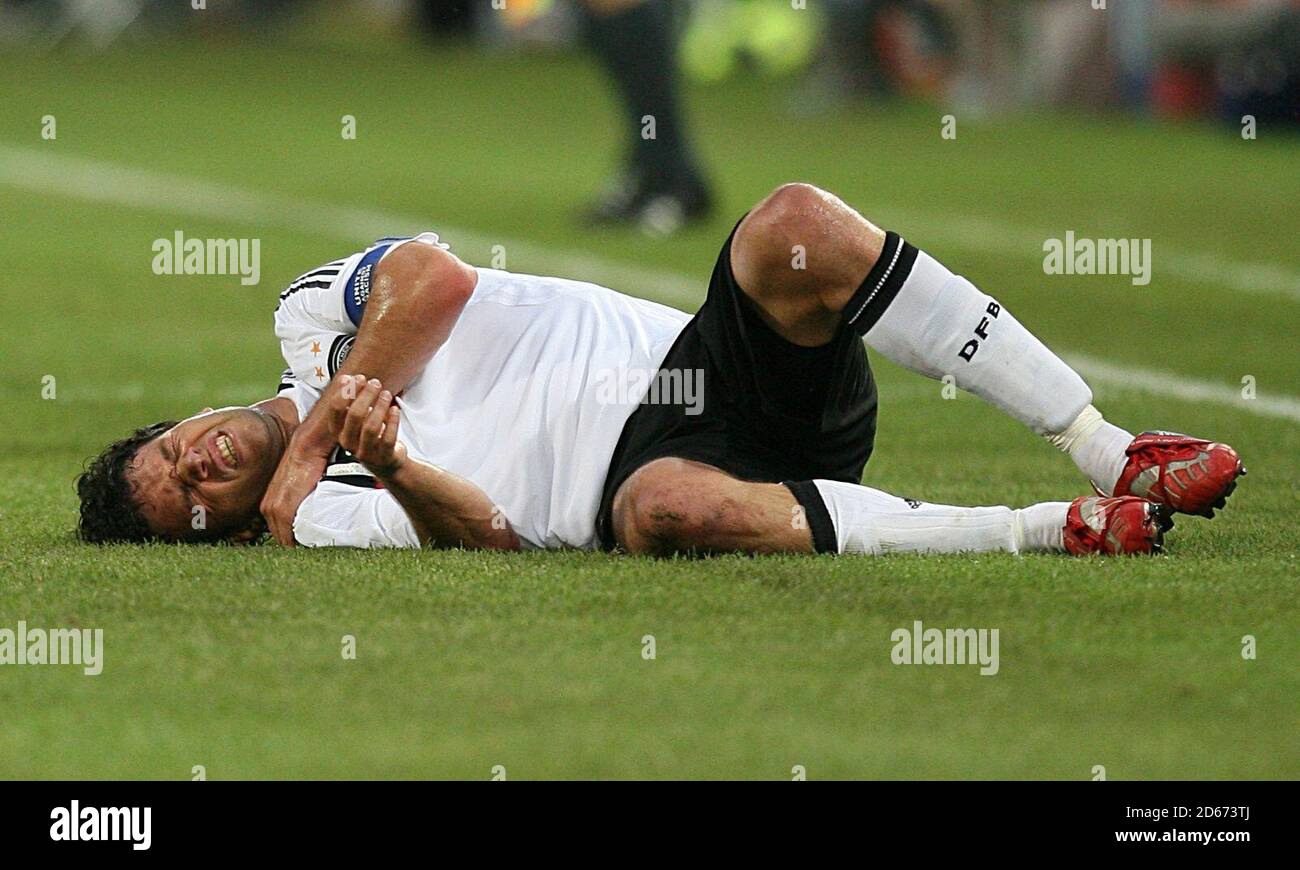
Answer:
[{"left": 343, "top": 237, "right": 410, "bottom": 327}]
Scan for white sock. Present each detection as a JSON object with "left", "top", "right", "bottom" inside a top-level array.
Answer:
[
  {"left": 1017, "top": 501, "right": 1069, "bottom": 553},
  {"left": 812, "top": 480, "right": 1068, "bottom": 555},
  {"left": 863, "top": 249, "right": 1093, "bottom": 435},
  {"left": 1045, "top": 404, "right": 1134, "bottom": 495}
]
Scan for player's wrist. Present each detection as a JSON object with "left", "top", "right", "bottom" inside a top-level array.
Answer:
[
  {"left": 291, "top": 414, "right": 338, "bottom": 456},
  {"left": 364, "top": 451, "right": 407, "bottom": 481}
]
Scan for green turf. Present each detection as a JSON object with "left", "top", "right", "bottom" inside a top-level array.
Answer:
[{"left": 0, "top": 29, "right": 1297, "bottom": 779}]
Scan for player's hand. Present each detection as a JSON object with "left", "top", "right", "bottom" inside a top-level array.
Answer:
[
  {"left": 258, "top": 372, "right": 365, "bottom": 546},
  {"left": 259, "top": 435, "right": 328, "bottom": 547},
  {"left": 338, "top": 377, "right": 407, "bottom": 479}
]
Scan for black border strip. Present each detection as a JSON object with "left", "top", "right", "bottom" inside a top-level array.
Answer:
[
  {"left": 784, "top": 480, "right": 837, "bottom": 554},
  {"left": 843, "top": 230, "right": 919, "bottom": 335}
]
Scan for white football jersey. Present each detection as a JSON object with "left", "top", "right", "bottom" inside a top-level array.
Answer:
[{"left": 274, "top": 233, "right": 690, "bottom": 549}]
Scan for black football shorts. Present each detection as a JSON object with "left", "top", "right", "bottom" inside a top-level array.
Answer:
[{"left": 595, "top": 220, "right": 879, "bottom": 549}]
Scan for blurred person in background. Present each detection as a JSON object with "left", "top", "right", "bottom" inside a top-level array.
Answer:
[
  {"left": 577, "top": 0, "right": 713, "bottom": 234},
  {"left": 1151, "top": 0, "right": 1300, "bottom": 124},
  {"left": 958, "top": 0, "right": 1300, "bottom": 125},
  {"left": 769, "top": 0, "right": 958, "bottom": 112}
]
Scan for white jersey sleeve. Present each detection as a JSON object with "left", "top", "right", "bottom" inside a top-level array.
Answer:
[
  {"left": 273, "top": 232, "right": 451, "bottom": 395},
  {"left": 293, "top": 485, "right": 421, "bottom": 549},
  {"left": 291, "top": 449, "right": 421, "bottom": 548}
]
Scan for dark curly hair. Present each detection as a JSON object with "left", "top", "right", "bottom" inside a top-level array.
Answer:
[{"left": 76, "top": 420, "right": 177, "bottom": 543}]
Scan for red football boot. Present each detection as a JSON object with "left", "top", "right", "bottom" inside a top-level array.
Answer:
[
  {"left": 1063, "top": 496, "right": 1172, "bottom": 556},
  {"left": 1111, "top": 432, "right": 1245, "bottom": 518}
]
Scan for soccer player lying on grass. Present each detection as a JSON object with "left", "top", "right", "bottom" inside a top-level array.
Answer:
[{"left": 77, "top": 183, "right": 1245, "bottom": 556}]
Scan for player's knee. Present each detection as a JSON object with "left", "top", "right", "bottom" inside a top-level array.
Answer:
[
  {"left": 733, "top": 182, "right": 848, "bottom": 314},
  {"left": 747, "top": 182, "right": 830, "bottom": 247},
  {"left": 614, "top": 459, "right": 726, "bottom": 556}
]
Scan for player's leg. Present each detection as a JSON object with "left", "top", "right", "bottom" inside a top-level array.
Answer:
[
  {"left": 612, "top": 459, "right": 810, "bottom": 555},
  {"left": 611, "top": 458, "right": 1167, "bottom": 557},
  {"left": 730, "top": 183, "right": 1243, "bottom": 517}
]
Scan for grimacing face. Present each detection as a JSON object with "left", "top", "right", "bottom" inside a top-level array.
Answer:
[{"left": 128, "top": 406, "right": 289, "bottom": 542}]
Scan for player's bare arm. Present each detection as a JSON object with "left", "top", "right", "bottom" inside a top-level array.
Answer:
[{"left": 260, "top": 243, "right": 478, "bottom": 545}]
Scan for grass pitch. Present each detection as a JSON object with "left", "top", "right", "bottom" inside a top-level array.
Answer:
[{"left": 0, "top": 32, "right": 1297, "bottom": 779}]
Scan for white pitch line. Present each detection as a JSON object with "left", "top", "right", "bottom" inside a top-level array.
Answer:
[
  {"left": 868, "top": 207, "right": 1300, "bottom": 302},
  {"left": 2, "top": 144, "right": 1296, "bottom": 424},
  {"left": 1065, "top": 353, "right": 1300, "bottom": 423},
  {"left": 0, "top": 144, "right": 700, "bottom": 310}
]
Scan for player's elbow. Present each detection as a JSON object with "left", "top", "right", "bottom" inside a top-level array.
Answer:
[
  {"left": 482, "top": 522, "right": 521, "bottom": 551},
  {"left": 422, "top": 520, "right": 520, "bottom": 552},
  {"left": 427, "top": 255, "right": 477, "bottom": 311},
  {"left": 378, "top": 242, "right": 477, "bottom": 313}
]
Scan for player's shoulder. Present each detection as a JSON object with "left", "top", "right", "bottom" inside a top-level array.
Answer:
[
  {"left": 276, "top": 232, "right": 456, "bottom": 327},
  {"left": 276, "top": 257, "right": 349, "bottom": 311}
]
